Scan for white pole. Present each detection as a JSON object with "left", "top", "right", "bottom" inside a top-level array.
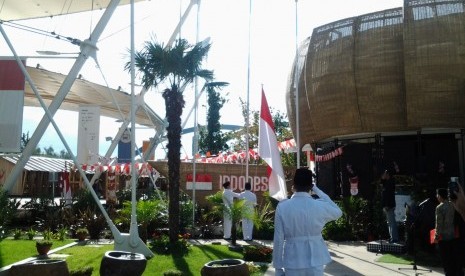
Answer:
[
  {"left": 192, "top": 0, "right": 202, "bottom": 232},
  {"left": 129, "top": 0, "right": 140, "bottom": 248},
  {"left": 294, "top": 0, "right": 301, "bottom": 168},
  {"left": 245, "top": 0, "right": 252, "bottom": 180}
]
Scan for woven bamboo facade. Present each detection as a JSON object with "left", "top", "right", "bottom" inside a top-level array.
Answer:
[{"left": 287, "top": 0, "right": 465, "bottom": 144}]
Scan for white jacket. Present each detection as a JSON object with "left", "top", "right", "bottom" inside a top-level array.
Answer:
[{"left": 272, "top": 186, "right": 342, "bottom": 269}]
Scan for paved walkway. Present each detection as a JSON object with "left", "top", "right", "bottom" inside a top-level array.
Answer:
[
  {"left": 194, "top": 239, "right": 444, "bottom": 276},
  {"left": 1, "top": 239, "right": 445, "bottom": 276}
]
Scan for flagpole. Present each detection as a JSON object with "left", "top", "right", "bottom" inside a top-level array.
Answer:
[
  {"left": 245, "top": 0, "right": 252, "bottom": 181},
  {"left": 294, "top": 0, "right": 301, "bottom": 168},
  {"left": 192, "top": 0, "right": 202, "bottom": 231}
]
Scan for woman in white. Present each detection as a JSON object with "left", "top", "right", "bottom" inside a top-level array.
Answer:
[
  {"left": 240, "top": 182, "right": 257, "bottom": 241},
  {"left": 273, "top": 168, "right": 342, "bottom": 276}
]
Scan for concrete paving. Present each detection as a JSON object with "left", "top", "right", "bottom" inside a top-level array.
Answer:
[{"left": 195, "top": 239, "right": 445, "bottom": 276}]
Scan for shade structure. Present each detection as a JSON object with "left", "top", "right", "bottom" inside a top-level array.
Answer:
[
  {"left": 0, "top": 0, "right": 146, "bottom": 21},
  {"left": 287, "top": 0, "right": 465, "bottom": 145},
  {"left": 24, "top": 66, "right": 165, "bottom": 130}
]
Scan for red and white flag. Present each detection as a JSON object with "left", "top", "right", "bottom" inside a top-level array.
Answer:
[
  {"left": 258, "top": 89, "right": 288, "bottom": 201},
  {"left": 60, "top": 171, "right": 72, "bottom": 207}
]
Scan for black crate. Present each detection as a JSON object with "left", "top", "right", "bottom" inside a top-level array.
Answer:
[{"left": 367, "top": 240, "right": 406, "bottom": 254}]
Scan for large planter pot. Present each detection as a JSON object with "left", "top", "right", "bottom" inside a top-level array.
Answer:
[
  {"left": 100, "top": 251, "right": 147, "bottom": 276},
  {"left": 9, "top": 259, "right": 69, "bottom": 276},
  {"left": 36, "top": 243, "right": 53, "bottom": 256},
  {"left": 200, "top": 259, "right": 250, "bottom": 276}
]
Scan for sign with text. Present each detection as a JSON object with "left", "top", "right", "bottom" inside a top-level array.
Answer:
[{"left": 77, "top": 105, "right": 100, "bottom": 164}]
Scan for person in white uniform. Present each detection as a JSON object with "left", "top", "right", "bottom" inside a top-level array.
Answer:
[
  {"left": 222, "top": 181, "right": 240, "bottom": 240},
  {"left": 273, "top": 168, "right": 342, "bottom": 276},
  {"left": 240, "top": 182, "right": 257, "bottom": 241}
]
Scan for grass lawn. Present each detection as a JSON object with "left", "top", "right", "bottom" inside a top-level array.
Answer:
[
  {"left": 0, "top": 239, "right": 73, "bottom": 267},
  {"left": 1, "top": 240, "right": 269, "bottom": 276},
  {"left": 376, "top": 251, "right": 442, "bottom": 268}
]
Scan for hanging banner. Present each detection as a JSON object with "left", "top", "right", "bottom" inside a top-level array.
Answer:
[
  {"left": 315, "top": 146, "right": 344, "bottom": 162},
  {"left": 118, "top": 128, "right": 131, "bottom": 163},
  {"left": 0, "top": 59, "right": 25, "bottom": 153},
  {"left": 77, "top": 105, "right": 100, "bottom": 164}
]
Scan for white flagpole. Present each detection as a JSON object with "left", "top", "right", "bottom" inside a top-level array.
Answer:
[
  {"left": 294, "top": 0, "right": 301, "bottom": 168},
  {"left": 245, "top": 0, "right": 252, "bottom": 180},
  {"left": 192, "top": 0, "right": 202, "bottom": 231}
]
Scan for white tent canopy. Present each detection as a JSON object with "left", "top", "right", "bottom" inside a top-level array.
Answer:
[{"left": 0, "top": 0, "right": 145, "bottom": 21}]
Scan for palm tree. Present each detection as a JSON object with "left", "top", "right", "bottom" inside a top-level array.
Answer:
[{"left": 130, "top": 38, "right": 213, "bottom": 243}]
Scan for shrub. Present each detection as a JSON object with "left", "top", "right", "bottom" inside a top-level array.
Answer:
[
  {"left": 36, "top": 239, "right": 53, "bottom": 246},
  {"left": 26, "top": 228, "right": 36, "bottom": 240},
  {"left": 57, "top": 227, "right": 68, "bottom": 241},
  {"left": 243, "top": 245, "right": 273, "bottom": 262},
  {"left": 43, "top": 228, "right": 54, "bottom": 240},
  {"left": 150, "top": 233, "right": 190, "bottom": 256},
  {"left": 13, "top": 228, "right": 22, "bottom": 240}
]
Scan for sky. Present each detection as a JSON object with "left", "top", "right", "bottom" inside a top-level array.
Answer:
[{"left": 0, "top": 0, "right": 403, "bottom": 160}]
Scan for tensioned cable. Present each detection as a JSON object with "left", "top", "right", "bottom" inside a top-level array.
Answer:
[{"left": 0, "top": 21, "right": 81, "bottom": 45}]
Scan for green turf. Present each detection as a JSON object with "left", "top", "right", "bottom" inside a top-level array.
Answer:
[
  {"left": 2, "top": 242, "right": 268, "bottom": 276},
  {"left": 0, "top": 239, "right": 73, "bottom": 267},
  {"left": 376, "top": 251, "right": 442, "bottom": 267}
]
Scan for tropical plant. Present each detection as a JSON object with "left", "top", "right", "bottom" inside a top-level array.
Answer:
[
  {"left": 57, "top": 226, "right": 69, "bottom": 241},
  {"left": 205, "top": 191, "right": 252, "bottom": 246},
  {"left": 0, "top": 189, "right": 20, "bottom": 239},
  {"left": 131, "top": 38, "right": 214, "bottom": 244},
  {"left": 117, "top": 199, "right": 167, "bottom": 243},
  {"left": 43, "top": 228, "right": 54, "bottom": 240},
  {"left": 76, "top": 228, "right": 89, "bottom": 241},
  {"left": 26, "top": 228, "right": 36, "bottom": 240},
  {"left": 13, "top": 228, "right": 22, "bottom": 240},
  {"left": 243, "top": 245, "right": 273, "bottom": 262}
]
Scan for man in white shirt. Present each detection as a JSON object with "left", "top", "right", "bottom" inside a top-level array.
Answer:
[
  {"left": 273, "top": 168, "right": 342, "bottom": 276},
  {"left": 240, "top": 182, "right": 257, "bottom": 241},
  {"left": 222, "top": 181, "right": 240, "bottom": 240}
]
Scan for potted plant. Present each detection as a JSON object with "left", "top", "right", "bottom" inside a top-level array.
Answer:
[
  {"left": 36, "top": 239, "right": 53, "bottom": 256},
  {"left": 76, "top": 228, "right": 89, "bottom": 241}
]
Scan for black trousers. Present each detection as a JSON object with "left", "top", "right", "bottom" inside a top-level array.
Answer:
[{"left": 438, "top": 239, "right": 463, "bottom": 276}]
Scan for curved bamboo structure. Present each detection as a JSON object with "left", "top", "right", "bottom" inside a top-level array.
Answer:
[{"left": 287, "top": 0, "right": 465, "bottom": 145}]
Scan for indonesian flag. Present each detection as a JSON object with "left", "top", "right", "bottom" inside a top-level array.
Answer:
[{"left": 258, "top": 89, "right": 288, "bottom": 201}]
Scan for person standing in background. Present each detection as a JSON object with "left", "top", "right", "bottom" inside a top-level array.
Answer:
[
  {"left": 273, "top": 168, "right": 342, "bottom": 275},
  {"left": 434, "top": 188, "right": 462, "bottom": 276},
  {"left": 381, "top": 167, "right": 399, "bottom": 243},
  {"left": 240, "top": 182, "right": 257, "bottom": 241},
  {"left": 222, "top": 181, "right": 240, "bottom": 240}
]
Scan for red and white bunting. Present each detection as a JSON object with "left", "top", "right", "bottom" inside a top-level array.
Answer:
[{"left": 315, "top": 147, "right": 344, "bottom": 162}]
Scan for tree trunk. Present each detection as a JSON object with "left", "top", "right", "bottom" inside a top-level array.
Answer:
[{"left": 163, "top": 86, "right": 185, "bottom": 244}]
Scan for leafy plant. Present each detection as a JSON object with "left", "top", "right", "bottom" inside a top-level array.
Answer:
[
  {"left": 0, "top": 189, "right": 19, "bottom": 239},
  {"left": 26, "top": 228, "right": 36, "bottom": 240},
  {"left": 150, "top": 233, "right": 190, "bottom": 256},
  {"left": 43, "top": 228, "right": 54, "bottom": 240},
  {"left": 117, "top": 198, "right": 167, "bottom": 243},
  {"left": 243, "top": 245, "right": 273, "bottom": 262},
  {"left": 78, "top": 208, "right": 106, "bottom": 240},
  {"left": 36, "top": 239, "right": 53, "bottom": 246},
  {"left": 57, "top": 227, "right": 68, "bottom": 241},
  {"left": 13, "top": 228, "right": 22, "bottom": 240}
]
